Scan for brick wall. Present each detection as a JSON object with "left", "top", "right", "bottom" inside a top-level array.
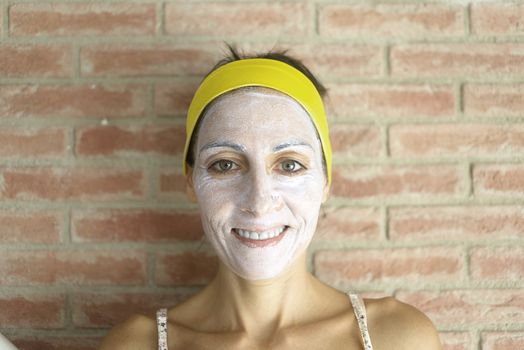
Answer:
[{"left": 0, "top": 1, "right": 522, "bottom": 349}]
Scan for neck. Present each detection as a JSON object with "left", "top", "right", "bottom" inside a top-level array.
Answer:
[{"left": 204, "top": 252, "right": 318, "bottom": 339}]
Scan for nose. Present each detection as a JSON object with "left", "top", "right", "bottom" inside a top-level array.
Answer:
[{"left": 240, "top": 169, "right": 282, "bottom": 217}]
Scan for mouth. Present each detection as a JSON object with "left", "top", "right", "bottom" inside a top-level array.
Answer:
[{"left": 231, "top": 226, "right": 289, "bottom": 248}]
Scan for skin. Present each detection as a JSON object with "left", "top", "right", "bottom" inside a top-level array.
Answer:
[{"left": 99, "top": 87, "right": 442, "bottom": 350}]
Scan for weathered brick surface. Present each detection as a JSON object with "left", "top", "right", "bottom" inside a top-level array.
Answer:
[
  {"left": 473, "top": 165, "right": 524, "bottom": 197},
  {"left": 396, "top": 290, "right": 524, "bottom": 326},
  {"left": 319, "top": 4, "right": 464, "bottom": 38},
  {"left": 11, "top": 336, "right": 101, "bottom": 350},
  {"left": 0, "top": 210, "right": 61, "bottom": 243},
  {"left": 0, "top": 44, "right": 72, "bottom": 77},
  {"left": 315, "top": 247, "right": 464, "bottom": 285},
  {"left": 75, "top": 124, "right": 185, "bottom": 157},
  {"left": 330, "top": 125, "right": 382, "bottom": 157},
  {"left": 314, "top": 207, "right": 381, "bottom": 241},
  {"left": 0, "top": 167, "right": 144, "bottom": 200},
  {"left": 326, "top": 84, "right": 455, "bottom": 118},
  {"left": 389, "top": 206, "right": 524, "bottom": 241},
  {"left": 0, "top": 127, "right": 66, "bottom": 157},
  {"left": 481, "top": 332, "right": 524, "bottom": 350},
  {"left": 439, "top": 332, "right": 472, "bottom": 350},
  {"left": 331, "top": 165, "right": 465, "bottom": 200},
  {"left": 81, "top": 45, "right": 216, "bottom": 77},
  {"left": 389, "top": 124, "right": 524, "bottom": 157},
  {"left": 0, "top": 250, "right": 147, "bottom": 285},
  {"left": 1, "top": 2, "right": 522, "bottom": 348},
  {"left": 471, "top": 3, "right": 524, "bottom": 35},
  {"left": 72, "top": 291, "right": 194, "bottom": 327},
  {"left": 463, "top": 84, "right": 524, "bottom": 117},
  {"left": 470, "top": 246, "right": 524, "bottom": 281},
  {"left": 391, "top": 44, "right": 524, "bottom": 78},
  {"left": 0, "top": 84, "right": 147, "bottom": 118},
  {"left": 10, "top": 3, "right": 156, "bottom": 36},
  {"left": 156, "top": 251, "right": 218, "bottom": 286},
  {"left": 154, "top": 81, "right": 200, "bottom": 117},
  {"left": 0, "top": 293, "right": 65, "bottom": 328},
  {"left": 72, "top": 209, "right": 203, "bottom": 242},
  {"left": 165, "top": 3, "right": 310, "bottom": 37}
]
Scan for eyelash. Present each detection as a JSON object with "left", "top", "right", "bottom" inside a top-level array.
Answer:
[{"left": 208, "top": 159, "right": 306, "bottom": 175}]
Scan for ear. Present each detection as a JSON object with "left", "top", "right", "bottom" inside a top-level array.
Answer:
[{"left": 186, "top": 167, "right": 197, "bottom": 203}]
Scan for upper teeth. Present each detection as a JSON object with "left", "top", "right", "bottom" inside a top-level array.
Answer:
[{"left": 236, "top": 227, "right": 286, "bottom": 240}]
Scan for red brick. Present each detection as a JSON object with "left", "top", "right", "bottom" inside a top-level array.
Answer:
[
  {"left": 0, "top": 210, "right": 61, "bottom": 243},
  {"left": 464, "top": 84, "right": 524, "bottom": 117},
  {"left": 165, "top": 3, "right": 310, "bottom": 37},
  {"left": 0, "top": 250, "right": 146, "bottom": 285},
  {"left": 319, "top": 4, "right": 464, "bottom": 38},
  {"left": 396, "top": 290, "right": 524, "bottom": 326},
  {"left": 289, "top": 43, "right": 383, "bottom": 78},
  {"left": 331, "top": 165, "right": 465, "bottom": 200},
  {"left": 473, "top": 165, "right": 524, "bottom": 197},
  {"left": 314, "top": 207, "right": 380, "bottom": 241},
  {"left": 470, "top": 246, "right": 524, "bottom": 281},
  {"left": 390, "top": 124, "right": 524, "bottom": 157},
  {"left": 156, "top": 251, "right": 218, "bottom": 286},
  {"left": 389, "top": 206, "right": 524, "bottom": 241},
  {"left": 0, "top": 44, "right": 72, "bottom": 77},
  {"left": 154, "top": 81, "right": 199, "bottom": 117},
  {"left": 75, "top": 124, "right": 185, "bottom": 157},
  {"left": 391, "top": 44, "right": 524, "bottom": 78},
  {"left": 330, "top": 125, "right": 382, "bottom": 157},
  {"left": 158, "top": 168, "right": 187, "bottom": 198},
  {"left": 482, "top": 332, "right": 524, "bottom": 350},
  {"left": 440, "top": 332, "right": 472, "bottom": 350},
  {"left": 326, "top": 84, "right": 454, "bottom": 119},
  {"left": 0, "top": 167, "right": 144, "bottom": 200},
  {"left": 11, "top": 336, "right": 101, "bottom": 350},
  {"left": 72, "top": 209, "right": 203, "bottom": 242},
  {"left": 314, "top": 247, "right": 463, "bottom": 285},
  {"left": 0, "top": 293, "right": 64, "bottom": 328},
  {"left": 81, "top": 44, "right": 216, "bottom": 77},
  {"left": 0, "top": 3, "right": 3, "bottom": 37},
  {"left": 72, "top": 291, "right": 194, "bottom": 327},
  {"left": 0, "top": 84, "right": 147, "bottom": 118},
  {"left": 0, "top": 127, "right": 66, "bottom": 157},
  {"left": 10, "top": 3, "right": 155, "bottom": 36},
  {"left": 471, "top": 3, "right": 524, "bottom": 35}
]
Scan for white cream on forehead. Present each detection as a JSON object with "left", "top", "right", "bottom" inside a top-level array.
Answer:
[{"left": 191, "top": 89, "right": 326, "bottom": 281}]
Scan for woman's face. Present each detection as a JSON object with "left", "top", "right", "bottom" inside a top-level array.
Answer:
[{"left": 187, "top": 88, "right": 328, "bottom": 281}]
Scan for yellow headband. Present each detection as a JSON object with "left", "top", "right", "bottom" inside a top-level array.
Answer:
[{"left": 183, "top": 58, "right": 332, "bottom": 186}]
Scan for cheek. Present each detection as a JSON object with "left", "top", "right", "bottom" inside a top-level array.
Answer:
[{"left": 192, "top": 173, "right": 237, "bottom": 223}]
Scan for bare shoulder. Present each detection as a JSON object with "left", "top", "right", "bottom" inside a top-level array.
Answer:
[
  {"left": 365, "top": 296, "right": 442, "bottom": 350},
  {"left": 98, "top": 313, "right": 157, "bottom": 350}
]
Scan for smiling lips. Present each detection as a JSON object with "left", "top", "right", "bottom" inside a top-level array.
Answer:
[{"left": 232, "top": 226, "right": 288, "bottom": 247}]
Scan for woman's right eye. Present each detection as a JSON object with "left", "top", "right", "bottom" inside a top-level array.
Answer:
[{"left": 209, "top": 159, "right": 239, "bottom": 173}]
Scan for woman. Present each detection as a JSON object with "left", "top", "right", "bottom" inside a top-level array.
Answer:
[{"left": 100, "top": 45, "right": 442, "bottom": 350}]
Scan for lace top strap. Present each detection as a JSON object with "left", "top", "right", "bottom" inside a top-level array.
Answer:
[
  {"left": 347, "top": 293, "right": 374, "bottom": 350},
  {"left": 156, "top": 308, "right": 168, "bottom": 350}
]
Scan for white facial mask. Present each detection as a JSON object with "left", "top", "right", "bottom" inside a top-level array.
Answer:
[{"left": 191, "top": 89, "right": 327, "bottom": 281}]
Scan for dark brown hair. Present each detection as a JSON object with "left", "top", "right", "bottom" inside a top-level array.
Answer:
[{"left": 186, "top": 42, "right": 329, "bottom": 168}]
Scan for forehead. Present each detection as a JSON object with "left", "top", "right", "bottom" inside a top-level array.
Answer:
[{"left": 198, "top": 87, "right": 319, "bottom": 143}]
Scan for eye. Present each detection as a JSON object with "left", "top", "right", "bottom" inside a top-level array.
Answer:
[
  {"left": 210, "top": 159, "right": 239, "bottom": 173},
  {"left": 280, "top": 159, "right": 304, "bottom": 174}
]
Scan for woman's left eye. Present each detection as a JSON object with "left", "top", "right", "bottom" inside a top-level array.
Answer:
[{"left": 280, "top": 160, "right": 304, "bottom": 173}]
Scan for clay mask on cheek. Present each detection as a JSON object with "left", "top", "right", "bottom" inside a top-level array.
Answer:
[{"left": 192, "top": 89, "right": 327, "bottom": 280}]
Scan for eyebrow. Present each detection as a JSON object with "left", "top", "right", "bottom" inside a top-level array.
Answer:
[
  {"left": 199, "top": 141, "right": 246, "bottom": 154},
  {"left": 272, "top": 141, "right": 313, "bottom": 152},
  {"left": 199, "top": 140, "right": 313, "bottom": 154}
]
